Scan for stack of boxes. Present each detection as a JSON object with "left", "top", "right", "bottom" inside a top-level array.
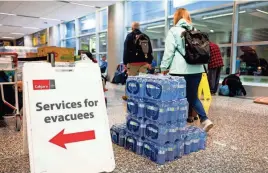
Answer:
[{"left": 111, "top": 75, "right": 207, "bottom": 164}]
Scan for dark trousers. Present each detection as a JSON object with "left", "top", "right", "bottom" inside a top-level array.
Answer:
[{"left": 208, "top": 67, "right": 221, "bottom": 94}]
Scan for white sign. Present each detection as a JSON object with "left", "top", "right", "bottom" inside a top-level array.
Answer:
[{"left": 23, "top": 62, "right": 115, "bottom": 173}]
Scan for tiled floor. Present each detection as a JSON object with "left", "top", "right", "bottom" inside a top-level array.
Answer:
[{"left": 0, "top": 83, "right": 268, "bottom": 173}]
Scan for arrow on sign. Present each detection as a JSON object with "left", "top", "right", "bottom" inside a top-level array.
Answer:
[{"left": 49, "top": 129, "right": 96, "bottom": 149}]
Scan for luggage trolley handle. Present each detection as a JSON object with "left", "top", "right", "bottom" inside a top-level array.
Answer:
[{"left": 0, "top": 52, "right": 19, "bottom": 115}]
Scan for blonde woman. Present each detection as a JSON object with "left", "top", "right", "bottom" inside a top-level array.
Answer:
[{"left": 160, "top": 8, "right": 213, "bottom": 132}]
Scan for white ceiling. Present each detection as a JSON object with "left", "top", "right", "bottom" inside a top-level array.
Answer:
[{"left": 0, "top": 1, "right": 120, "bottom": 39}]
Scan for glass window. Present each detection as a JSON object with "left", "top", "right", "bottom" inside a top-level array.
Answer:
[
  {"left": 220, "top": 47, "right": 231, "bottom": 75},
  {"left": 79, "top": 36, "right": 90, "bottom": 51},
  {"left": 79, "top": 13, "right": 96, "bottom": 35},
  {"left": 238, "top": 1, "right": 268, "bottom": 42},
  {"left": 99, "top": 9, "right": 108, "bottom": 31},
  {"left": 142, "top": 21, "right": 166, "bottom": 49},
  {"left": 236, "top": 45, "right": 268, "bottom": 81},
  {"left": 126, "top": 0, "right": 165, "bottom": 24},
  {"left": 169, "top": 1, "right": 233, "bottom": 16},
  {"left": 99, "top": 33, "right": 107, "bottom": 52},
  {"left": 65, "top": 20, "right": 75, "bottom": 38},
  {"left": 168, "top": 6, "right": 233, "bottom": 44},
  {"left": 189, "top": 6, "right": 233, "bottom": 44},
  {"left": 66, "top": 38, "right": 76, "bottom": 52},
  {"left": 79, "top": 35, "right": 96, "bottom": 53}
]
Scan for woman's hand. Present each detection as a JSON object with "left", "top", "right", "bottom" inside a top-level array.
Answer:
[{"left": 161, "top": 70, "right": 169, "bottom": 75}]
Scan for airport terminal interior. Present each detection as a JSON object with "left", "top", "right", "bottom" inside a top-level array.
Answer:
[{"left": 0, "top": 1, "right": 268, "bottom": 173}]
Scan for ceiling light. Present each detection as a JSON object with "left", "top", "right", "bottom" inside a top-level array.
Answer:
[
  {"left": 69, "top": 2, "right": 96, "bottom": 8},
  {"left": 147, "top": 25, "right": 165, "bottom": 30},
  {"left": 203, "top": 13, "right": 233, "bottom": 20},
  {"left": 2, "top": 37, "right": 14, "bottom": 39},
  {"left": 203, "top": 11, "right": 246, "bottom": 20},
  {"left": 40, "top": 17, "right": 61, "bottom": 21},
  {"left": 0, "top": 12, "right": 16, "bottom": 16},
  {"left": 256, "top": 9, "right": 268, "bottom": 15},
  {"left": 11, "top": 33, "right": 24, "bottom": 35},
  {"left": 210, "top": 30, "right": 214, "bottom": 33},
  {"left": 146, "top": 30, "right": 162, "bottom": 34},
  {"left": 23, "top": 26, "right": 40, "bottom": 29}
]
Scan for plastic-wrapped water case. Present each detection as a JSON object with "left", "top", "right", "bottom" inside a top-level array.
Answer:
[
  {"left": 126, "top": 115, "right": 146, "bottom": 137},
  {"left": 127, "top": 98, "right": 145, "bottom": 118},
  {"left": 144, "top": 100, "right": 168, "bottom": 124},
  {"left": 110, "top": 123, "right": 126, "bottom": 147},
  {"left": 144, "top": 121, "right": 169, "bottom": 145},
  {"left": 143, "top": 141, "right": 167, "bottom": 165},
  {"left": 125, "top": 133, "right": 138, "bottom": 153}
]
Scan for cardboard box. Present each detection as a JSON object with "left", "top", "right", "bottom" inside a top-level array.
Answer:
[
  {"left": 26, "top": 52, "right": 38, "bottom": 58},
  {"left": 37, "top": 46, "right": 75, "bottom": 62}
]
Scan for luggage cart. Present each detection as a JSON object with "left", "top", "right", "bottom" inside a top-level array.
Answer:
[{"left": 0, "top": 52, "right": 21, "bottom": 131}]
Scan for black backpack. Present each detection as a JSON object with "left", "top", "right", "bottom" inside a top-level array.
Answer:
[
  {"left": 178, "top": 27, "right": 210, "bottom": 65},
  {"left": 134, "top": 34, "right": 149, "bottom": 58}
]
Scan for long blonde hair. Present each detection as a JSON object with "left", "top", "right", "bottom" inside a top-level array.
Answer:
[{"left": 174, "top": 8, "right": 192, "bottom": 25}]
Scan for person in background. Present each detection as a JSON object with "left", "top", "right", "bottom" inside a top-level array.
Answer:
[
  {"left": 221, "top": 73, "right": 246, "bottom": 97},
  {"left": 239, "top": 46, "right": 259, "bottom": 75},
  {"left": 122, "top": 22, "right": 154, "bottom": 100},
  {"left": 208, "top": 42, "right": 224, "bottom": 95},
  {"left": 148, "top": 59, "right": 157, "bottom": 74},
  {"left": 160, "top": 8, "right": 213, "bottom": 132},
  {"left": 100, "top": 55, "right": 108, "bottom": 73}
]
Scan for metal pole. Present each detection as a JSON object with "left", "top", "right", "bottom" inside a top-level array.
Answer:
[{"left": 230, "top": 1, "right": 238, "bottom": 74}]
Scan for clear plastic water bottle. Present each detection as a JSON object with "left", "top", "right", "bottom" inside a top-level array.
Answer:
[
  {"left": 179, "top": 99, "right": 188, "bottom": 121},
  {"left": 170, "top": 77, "right": 178, "bottom": 100},
  {"left": 136, "top": 138, "right": 143, "bottom": 155},
  {"left": 180, "top": 77, "right": 187, "bottom": 98},
  {"left": 137, "top": 99, "right": 145, "bottom": 118},
  {"left": 125, "top": 133, "right": 138, "bottom": 153},
  {"left": 168, "top": 123, "right": 177, "bottom": 142},
  {"left": 191, "top": 129, "right": 199, "bottom": 152},
  {"left": 162, "top": 78, "right": 170, "bottom": 101},
  {"left": 199, "top": 130, "right": 207, "bottom": 150},
  {"left": 184, "top": 133, "right": 191, "bottom": 155},
  {"left": 178, "top": 121, "right": 186, "bottom": 140},
  {"left": 166, "top": 143, "right": 175, "bottom": 161},
  {"left": 168, "top": 101, "right": 177, "bottom": 123},
  {"left": 155, "top": 145, "right": 167, "bottom": 165},
  {"left": 137, "top": 76, "right": 145, "bottom": 98}
]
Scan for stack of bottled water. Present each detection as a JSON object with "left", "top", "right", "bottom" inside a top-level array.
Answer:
[{"left": 110, "top": 74, "right": 207, "bottom": 164}]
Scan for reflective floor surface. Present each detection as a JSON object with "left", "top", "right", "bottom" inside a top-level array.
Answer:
[{"left": 0, "top": 83, "right": 268, "bottom": 173}]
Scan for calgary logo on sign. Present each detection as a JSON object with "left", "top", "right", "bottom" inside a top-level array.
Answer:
[{"left": 33, "top": 80, "right": 56, "bottom": 90}]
